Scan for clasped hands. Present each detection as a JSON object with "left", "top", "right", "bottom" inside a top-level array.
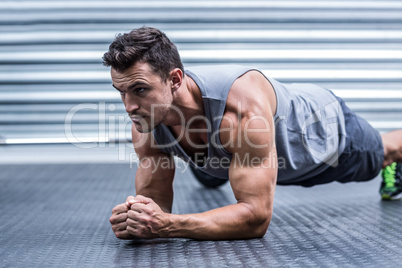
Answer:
[{"left": 109, "top": 195, "right": 169, "bottom": 240}]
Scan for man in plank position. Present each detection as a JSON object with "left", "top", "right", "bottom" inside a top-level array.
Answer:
[{"left": 104, "top": 27, "right": 402, "bottom": 240}]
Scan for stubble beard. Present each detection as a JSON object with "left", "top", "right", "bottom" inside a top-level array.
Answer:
[{"left": 134, "top": 105, "right": 171, "bottom": 133}]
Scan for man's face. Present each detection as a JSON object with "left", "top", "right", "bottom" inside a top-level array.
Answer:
[{"left": 111, "top": 62, "right": 173, "bottom": 133}]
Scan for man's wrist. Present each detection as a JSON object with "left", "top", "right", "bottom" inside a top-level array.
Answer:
[
  {"left": 159, "top": 213, "right": 190, "bottom": 238},
  {"left": 159, "top": 213, "right": 175, "bottom": 238}
]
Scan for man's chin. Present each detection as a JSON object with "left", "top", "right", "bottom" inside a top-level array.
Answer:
[{"left": 133, "top": 122, "right": 158, "bottom": 133}]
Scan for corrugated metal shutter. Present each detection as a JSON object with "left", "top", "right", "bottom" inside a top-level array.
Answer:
[{"left": 1, "top": 1, "right": 401, "bottom": 149}]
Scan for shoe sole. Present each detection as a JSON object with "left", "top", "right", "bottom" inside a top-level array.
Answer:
[{"left": 382, "top": 192, "right": 402, "bottom": 201}]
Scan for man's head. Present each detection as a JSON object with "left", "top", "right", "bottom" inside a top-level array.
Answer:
[
  {"left": 103, "top": 27, "right": 184, "bottom": 133},
  {"left": 102, "top": 26, "right": 184, "bottom": 82}
]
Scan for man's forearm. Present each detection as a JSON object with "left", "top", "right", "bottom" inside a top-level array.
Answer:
[
  {"left": 161, "top": 203, "right": 271, "bottom": 240},
  {"left": 134, "top": 161, "right": 175, "bottom": 213},
  {"left": 134, "top": 170, "right": 174, "bottom": 213}
]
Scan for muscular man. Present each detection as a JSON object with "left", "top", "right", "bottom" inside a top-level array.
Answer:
[{"left": 103, "top": 27, "right": 402, "bottom": 240}]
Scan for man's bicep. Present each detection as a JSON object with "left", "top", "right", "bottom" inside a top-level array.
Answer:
[{"left": 228, "top": 149, "right": 277, "bottom": 213}]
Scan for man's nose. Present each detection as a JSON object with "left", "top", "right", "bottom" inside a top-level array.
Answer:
[{"left": 124, "top": 94, "right": 139, "bottom": 114}]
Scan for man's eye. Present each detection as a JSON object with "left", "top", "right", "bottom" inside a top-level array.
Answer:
[{"left": 136, "top": 88, "right": 146, "bottom": 93}]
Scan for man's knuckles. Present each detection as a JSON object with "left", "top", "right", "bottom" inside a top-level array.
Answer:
[
  {"left": 112, "top": 204, "right": 127, "bottom": 214},
  {"left": 127, "top": 225, "right": 151, "bottom": 239},
  {"left": 112, "top": 221, "right": 127, "bottom": 231},
  {"left": 129, "top": 204, "right": 154, "bottom": 215},
  {"left": 109, "top": 214, "right": 127, "bottom": 225},
  {"left": 126, "top": 214, "right": 153, "bottom": 227},
  {"left": 133, "top": 194, "right": 152, "bottom": 204},
  {"left": 126, "top": 217, "right": 136, "bottom": 226},
  {"left": 111, "top": 207, "right": 119, "bottom": 214},
  {"left": 127, "top": 209, "right": 140, "bottom": 218},
  {"left": 125, "top": 195, "right": 135, "bottom": 202},
  {"left": 115, "top": 230, "right": 131, "bottom": 240}
]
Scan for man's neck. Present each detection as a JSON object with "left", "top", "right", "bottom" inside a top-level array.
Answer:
[{"left": 162, "top": 75, "right": 205, "bottom": 127}]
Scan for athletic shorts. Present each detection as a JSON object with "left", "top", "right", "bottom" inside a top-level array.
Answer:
[{"left": 281, "top": 96, "right": 384, "bottom": 187}]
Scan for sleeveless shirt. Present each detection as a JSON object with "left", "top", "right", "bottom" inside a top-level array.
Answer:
[{"left": 152, "top": 65, "right": 347, "bottom": 183}]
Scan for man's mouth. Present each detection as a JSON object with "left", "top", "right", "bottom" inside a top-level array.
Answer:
[{"left": 130, "top": 115, "right": 144, "bottom": 123}]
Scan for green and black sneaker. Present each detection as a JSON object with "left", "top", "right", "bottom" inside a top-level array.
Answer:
[{"left": 379, "top": 162, "right": 402, "bottom": 200}]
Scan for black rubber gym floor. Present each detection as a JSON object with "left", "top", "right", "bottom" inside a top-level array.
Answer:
[{"left": 1, "top": 163, "right": 401, "bottom": 267}]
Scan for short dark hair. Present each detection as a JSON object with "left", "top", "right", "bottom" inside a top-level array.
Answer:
[{"left": 102, "top": 26, "right": 184, "bottom": 81}]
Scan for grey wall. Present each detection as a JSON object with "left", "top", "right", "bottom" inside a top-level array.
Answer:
[{"left": 1, "top": 0, "right": 401, "bottom": 147}]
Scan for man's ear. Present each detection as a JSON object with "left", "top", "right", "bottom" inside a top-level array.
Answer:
[{"left": 170, "top": 68, "right": 183, "bottom": 92}]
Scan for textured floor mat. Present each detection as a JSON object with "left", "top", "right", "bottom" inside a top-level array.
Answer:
[{"left": 0, "top": 163, "right": 401, "bottom": 267}]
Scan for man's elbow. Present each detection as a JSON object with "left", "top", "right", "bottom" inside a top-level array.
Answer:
[
  {"left": 251, "top": 216, "right": 271, "bottom": 238},
  {"left": 243, "top": 206, "right": 272, "bottom": 238}
]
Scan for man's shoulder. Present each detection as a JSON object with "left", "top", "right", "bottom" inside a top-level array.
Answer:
[
  {"left": 219, "top": 70, "right": 277, "bottom": 152},
  {"left": 185, "top": 65, "right": 258, "bottom": 87},
  {"left": 186, "top": 64, "right": 257, "bottom": 74},
  {"left": 225, "top": 70, "right": 276, "bottom": 118},
  {"left": 186, "top": 64, "right": 260, "bottom": 100}
]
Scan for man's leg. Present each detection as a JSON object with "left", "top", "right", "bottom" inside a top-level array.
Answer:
[
  {"left": 380, "top": 130, "right": 402, "bottom": 200},
  {"left": 381, "top": 130, "right": 402, "bottom": 168}
]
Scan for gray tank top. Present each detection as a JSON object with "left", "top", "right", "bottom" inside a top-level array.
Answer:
[{"left": 152, "top": 65, "right": 347, "bottom": 183}]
